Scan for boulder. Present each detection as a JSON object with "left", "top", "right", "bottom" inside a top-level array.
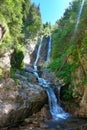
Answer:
[
  {"left": 25, "top": 66, "right": 34, "bottom": 73},
  {"left": 15, "top": 71, "right": 37, "bottom": 84},
  {"left": 0, "top": 78, "right": 47, "bottom": 128}
]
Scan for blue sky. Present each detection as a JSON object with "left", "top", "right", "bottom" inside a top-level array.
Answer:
[{"left": 31, "top": 0, "right": 73, "bottom": 25}]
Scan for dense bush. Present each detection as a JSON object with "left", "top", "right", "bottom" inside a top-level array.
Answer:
[{"left": 10, "top": 49, "right": 24, "bottom": 68}]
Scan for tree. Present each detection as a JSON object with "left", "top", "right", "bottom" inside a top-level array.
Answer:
[{"left": 23, "top": 2, "right": 42, "bottom": 39}]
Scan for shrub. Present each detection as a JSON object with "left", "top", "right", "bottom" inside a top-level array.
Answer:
[
  {"left": 63, "top": 87, "right": 73, "bottom": 100},
  {"left": 10, "top": 49, "right": 24, "bottom": 68}
]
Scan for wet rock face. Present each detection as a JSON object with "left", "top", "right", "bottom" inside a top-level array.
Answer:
[
  {"left": 30, "top": 37, "right": 49, "bottom": 66},
  {"left": 0, "top": 76, "right": 47, "bottom": 128},
  {"left": 41, "top": 69, "right": 59, "bottom": 94},
  {"left": 38, "top": 38, "right": 48, "bottom": 65},
  {"left": 30, "top": 44, "right": 39, "bottom": 65},
  {"left": 23, "top": 37, "right": 39, "bottom": 65},
  {"left": 42, "top": 69, "right": 57, "bottom": 83}
]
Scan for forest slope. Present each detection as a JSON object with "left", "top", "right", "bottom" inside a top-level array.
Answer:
[{"left": 49, "top": 0, "right": 87, "bottom": 117}]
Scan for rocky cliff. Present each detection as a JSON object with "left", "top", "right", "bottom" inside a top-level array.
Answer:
[
  {"left": 61, "top": 56, "right": 87, "bottom": 118},
  {"left": 0, "top": 50, "right": 47, "bottom": 128},
  {"left": 71, "top": 56, "right": 87, "bottom": 118},
  {"left": 30, "top": 37, "right": 49, "bottom": 66}
]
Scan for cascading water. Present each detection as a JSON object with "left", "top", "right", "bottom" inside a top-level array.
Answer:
[
  {"left": 45, "top": 86, "right": 69, "bottom": 120},
  {"left": 33, "top": 35, "right": 69, "bottom": 120},
  {"left": 34, "top": 36, "right": 43, "bottom": 67},
  {"left": 47, "top": 35, "right": 52, "bottom": 61},
  {"left": 33, "top": 36, "right": 43, "bottom": 78},
  {"left": 74, "top": 0, "right": 85, "bottom": 35}
]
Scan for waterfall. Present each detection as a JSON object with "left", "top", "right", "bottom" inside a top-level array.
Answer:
[
  {"left": 74, "top": 0, "right": 85, "bottom": 35},
  {"left": 47, "top": 35, "right": 52, "bottom": 61},
  {"left": 56, "top": 84, "right": 61, "bottom": 104},
  {"left": 45, "top": 86, "right": 68, "bottom": 120},
  {"left": 33, "top": 35, "right": 69, "bottom": 120},
  {"left": 33, "top": 36, "right": 43, "bottom": 78},
  {"left": 34, "top": 36, "right": 43, "bottom": 67}
]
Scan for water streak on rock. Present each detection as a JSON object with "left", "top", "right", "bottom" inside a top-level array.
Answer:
[{"left": 74, "top": 0, "right": 85, "bottom": 35}]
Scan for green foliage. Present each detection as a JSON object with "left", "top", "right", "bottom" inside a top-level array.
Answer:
[
  {"left": 11, "top": 49, "right": 24, "bottom": 68},
  {"left": 63, "top": 87, "right": 73, "bottom": 100},
  {"left": 0, "top": 0, "right": 25, "bottom": 60},
  {"left": 0, "top": 13, "right": 7, "bottom": 26},
  {"left": 42, "top": 22, "right": 51, "bottom": 37},
  {"left": 0, "top": 0, "right": 24, "bottom": 38},
  {"left": 0, "top": 33, "right": 12, "bottom": 56},
  {"left": 49, "top": 44, "right": 80, "bottom": 83},
  {"left": 0, "top": 0, "right": 42, "bottom": 47},
  {"left": 10, "top": 68, "right": 16, "bottom": 78},
  {"left": 0, "top": 0, "right": 42, "bottom": 71},
  {"left": 49, "top": 0, "right": 87, "bottom": 87},
  {"left": 0, "top": 13, "right": 12, "bottom": 55},
  {"left": 23, "top": 2, "right": 42, "bottom": 39}
]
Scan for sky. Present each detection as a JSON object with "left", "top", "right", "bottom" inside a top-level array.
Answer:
[{"left": 31, "top": 0, "right": 73, "bottom": 25}]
